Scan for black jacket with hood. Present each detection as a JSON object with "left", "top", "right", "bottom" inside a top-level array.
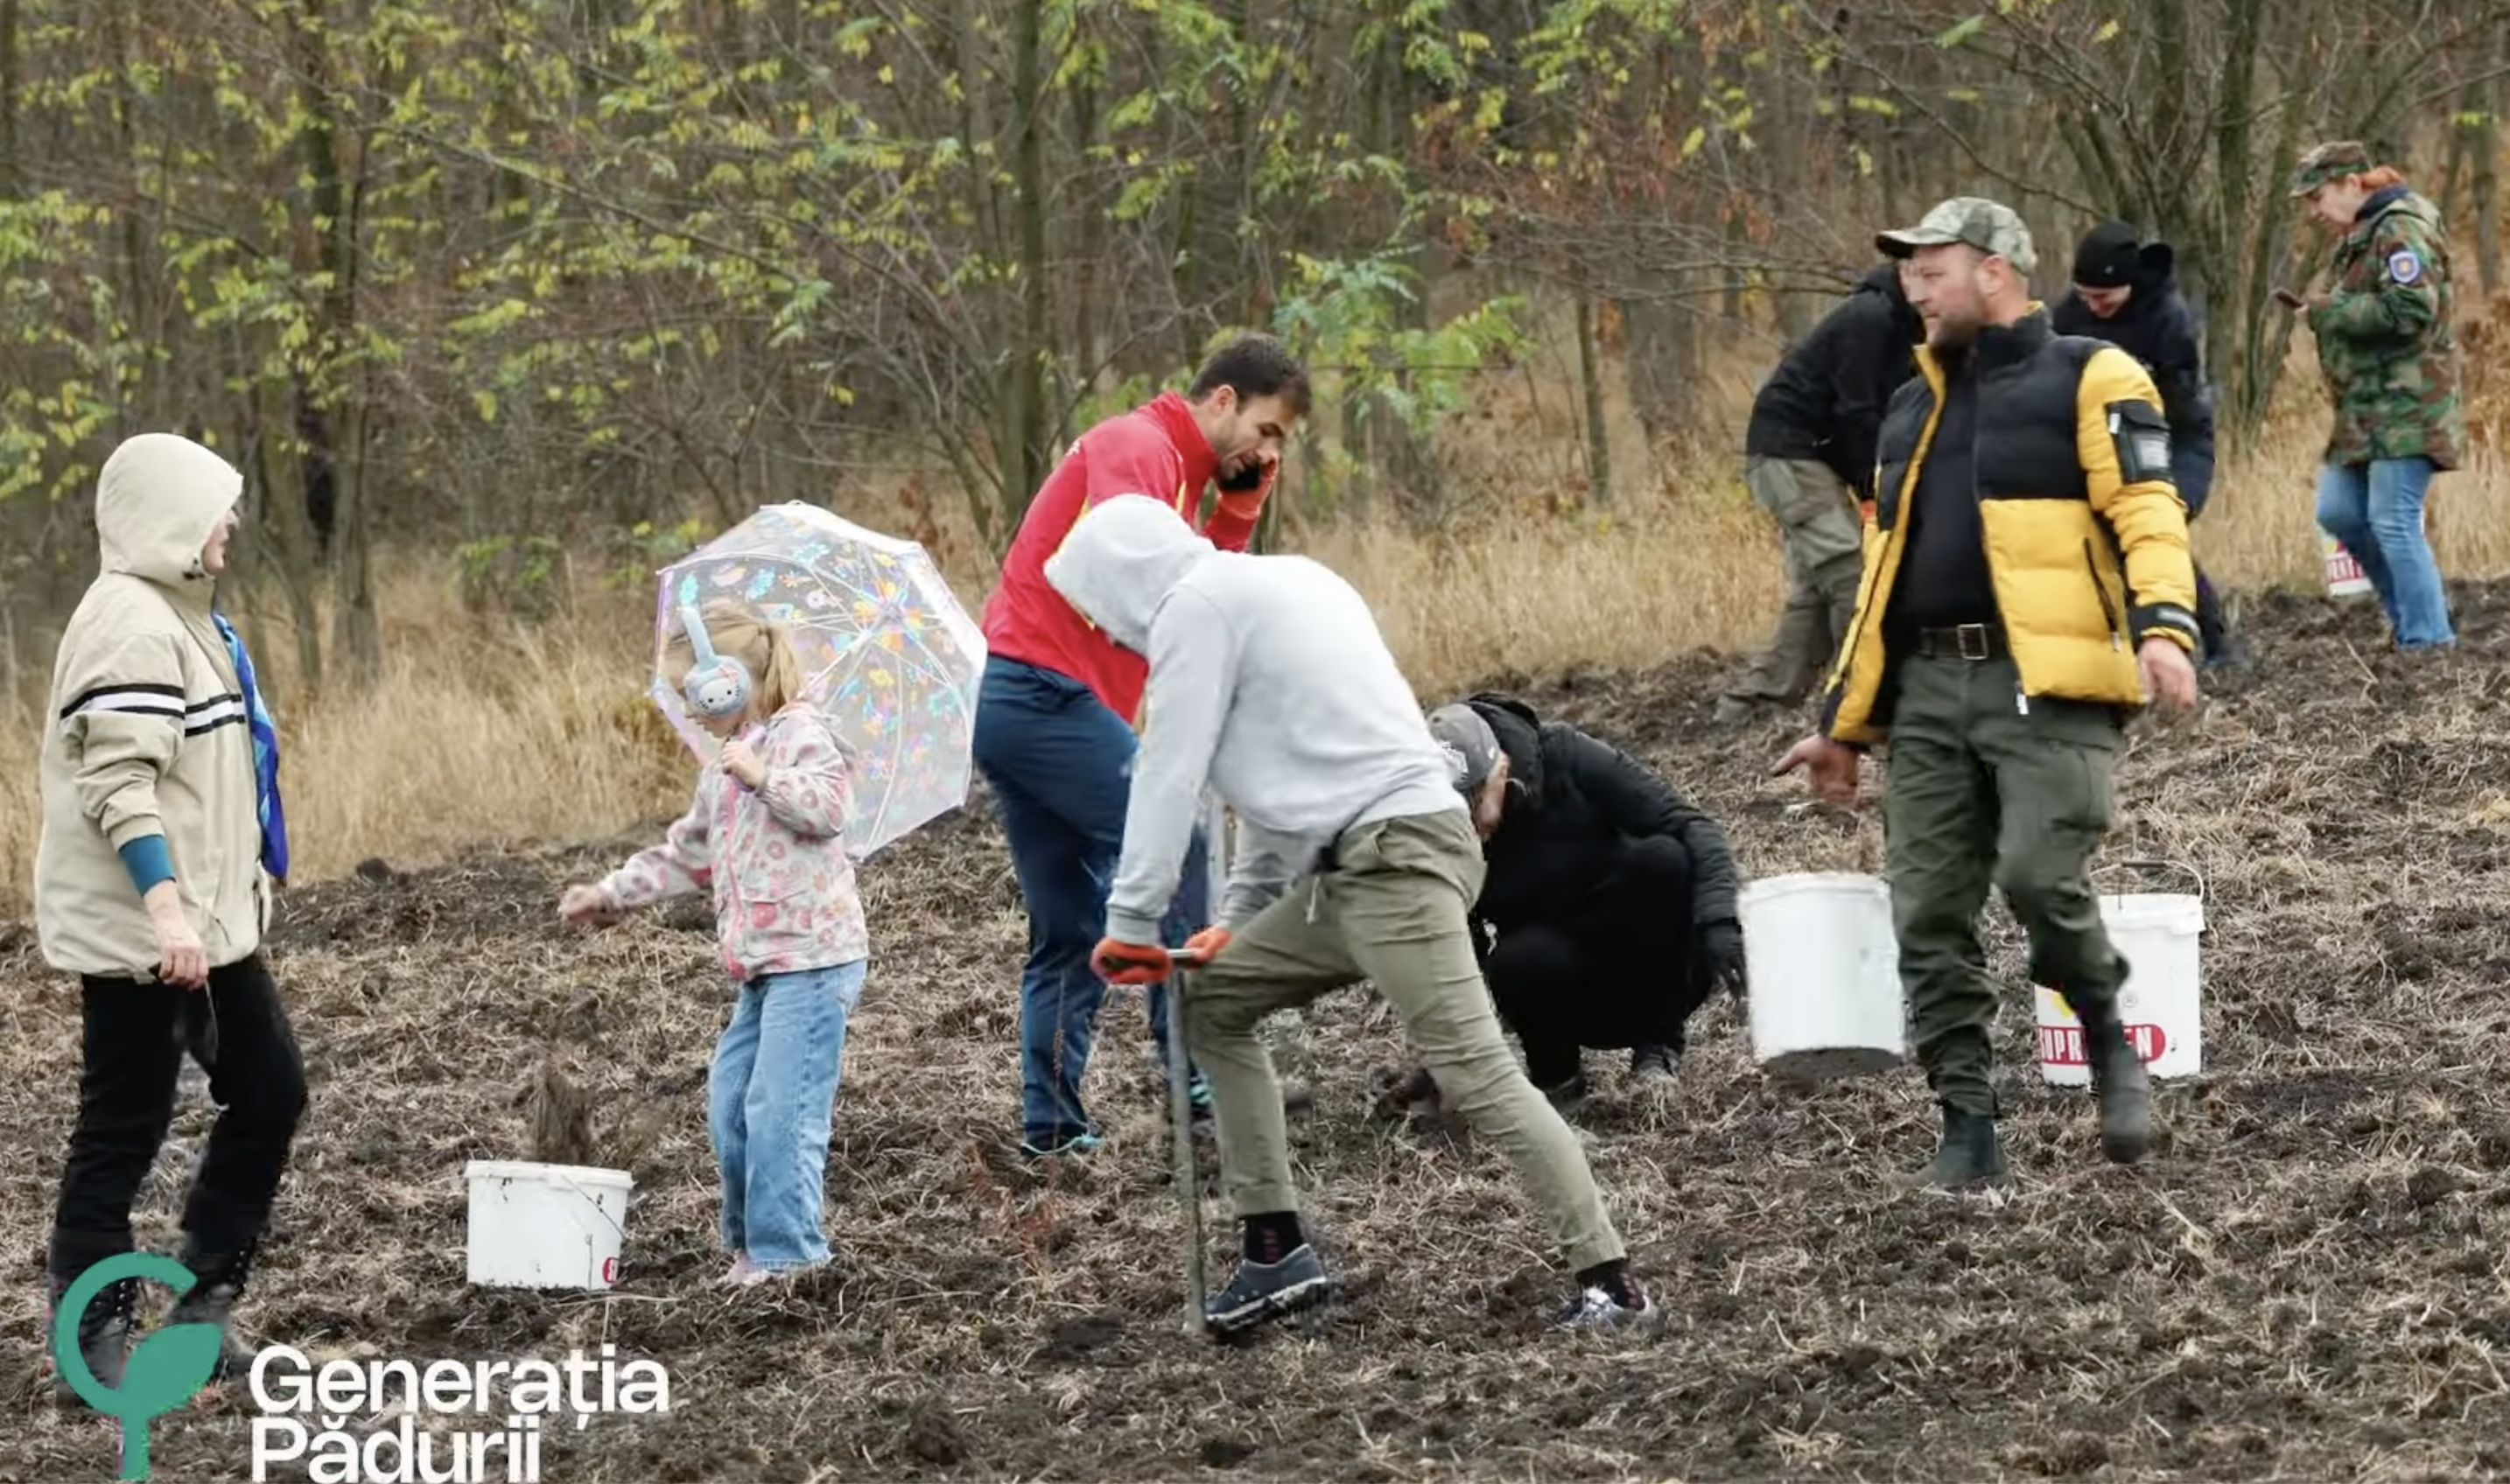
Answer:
[
  {"left": 1459, "top": 693, "right": 1741, "bottom": 948},
  {"left": 2050, "top": 240, "right": 2217, "bottom": 497},
  {"left": 1743, "top": 262, "right": 1925, "bottom": 497}
]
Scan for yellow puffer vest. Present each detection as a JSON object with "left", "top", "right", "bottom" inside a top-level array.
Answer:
[{"left": 1818, "top": 307, "right": 2199, "bottom": 746}]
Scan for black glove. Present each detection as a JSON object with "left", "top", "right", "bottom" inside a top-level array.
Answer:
[{"left": 1697, "top": 918, "right": 1746, "bottom": 1000}]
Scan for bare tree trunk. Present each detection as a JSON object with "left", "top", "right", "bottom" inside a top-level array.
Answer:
[
  {"left": 248, "top": 360, "right": 326, "bottom": 697},
  {"left": 1575, "top": 294, "right": 1611, "bottom": 508},
  {"left": 2475, "top": 39, "right": 2504, "bottom": 295},
  {"left": 1620, "top": 294, "right": 1693, "bottom": 440},
  {"left": 0, "top": 0, "right": 19, "bottom": 195},
  {"left": 1003, "top": 0, "right": 1053, "bottom": 518}
]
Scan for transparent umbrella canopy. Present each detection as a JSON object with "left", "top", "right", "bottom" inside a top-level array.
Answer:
[{"left": 651, "top": 501, "right": 985, "bottom": 858}]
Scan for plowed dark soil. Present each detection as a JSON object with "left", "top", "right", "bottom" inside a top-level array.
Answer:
[{"left": 6, "top": 582, "right": 2509, "bottom": 1481}]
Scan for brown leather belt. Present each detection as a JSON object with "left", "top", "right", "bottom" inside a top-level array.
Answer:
[{"left": 1912, "top": 622, "right": 2008, "bottom": 661}]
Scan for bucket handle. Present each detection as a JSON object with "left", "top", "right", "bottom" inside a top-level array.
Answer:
[
  {"left": 551, "top": 1171, "right": 630, "bottom": 1242},
  {"left": 2093, "top": 856, "right": 2205, "bottom": 902},
  {"left": 478, "top": 1167, "right": 630, "bottom": 1242}
]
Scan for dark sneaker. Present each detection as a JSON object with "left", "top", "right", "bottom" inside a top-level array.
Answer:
[
  {"left": 1554, "top": 1284, "right": 1664, "bottom": 1331},
  {"left": 1020, "top": 1131, "right": 1105, "bottom": 1160},
  {"left": 1188, "top": 1073, "right": 1215, "bottom": 1130},
  {"left": 1900, "top": 1108, "right": 2009, "bottom": 1189},
  {"left": 1629, "top": 1046, "right": 1677, "bottom": 1084},
  {"left": 48, "top": 1275, "right": 137, "bottom": 1410},
  {"left": 171, "top": 1238, "right": 261, "bottom": 1383},
  {"left": 1203, "top": 1244, "right": 1333, "bottom": 1335},
  {"left": 2083, "top": 1023, "right": 2153, "bottom": 1165},
  {"left": 166, "top": 1279, "right": 254, "bottom": 1383}
]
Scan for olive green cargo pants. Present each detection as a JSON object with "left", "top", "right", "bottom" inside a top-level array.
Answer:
[
  {"left": 1882, "top": 651, "right": 2128, "bottom": 1116},
  {"left": 1183, "top": 808, "right": 1627, "bottom": 1274},
  {"left": 1724, "top": 456, "right": 1867, "bottom": 710}
]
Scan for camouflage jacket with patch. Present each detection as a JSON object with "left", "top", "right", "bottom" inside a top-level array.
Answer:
[{"left": 2307, "top": 187, "right": 2466, "bottom": 471}]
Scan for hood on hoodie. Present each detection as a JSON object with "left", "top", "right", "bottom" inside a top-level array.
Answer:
[
  {"left": 1041, "top": 494, "right": 1216, "bottom": 655},
  {"left": 97, "top": 432, "right": 244, "bottom": 591},
  {"left": 1463, "top": 691, "right": 1546, "bottom": 793},
  {"left": 2135, "top": 239, "right": 2177, "bottom": 291},
  {"left": 1855, "top": 260, "right": 1925, "bottom": 341}
]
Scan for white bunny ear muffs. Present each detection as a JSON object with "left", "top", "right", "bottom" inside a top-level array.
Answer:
[{"left": 678, "top": 603, "right": 754, "bottom": 719}]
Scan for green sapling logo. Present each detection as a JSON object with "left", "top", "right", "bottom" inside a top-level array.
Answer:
[{"left": 51, "top": 1252, "right": 225, "bottom": 1480}]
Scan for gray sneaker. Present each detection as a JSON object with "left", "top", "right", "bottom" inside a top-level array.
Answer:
[
  {"left": 1203, "top": 1244, "right": 1334, "bottom": 1336},
  {"left": 1555, "top": 1284, "right": 1664, "bottom": 1331}
]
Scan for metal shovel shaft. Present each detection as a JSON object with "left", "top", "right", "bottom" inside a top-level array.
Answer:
[{"left": 1162, "top": 962, "right": 1204, "bottom": 1338}]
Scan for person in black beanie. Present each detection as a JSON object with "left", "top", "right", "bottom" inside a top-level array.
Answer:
[{"left": 2053, "top": 220, "right": 2242, "bottom": 666}]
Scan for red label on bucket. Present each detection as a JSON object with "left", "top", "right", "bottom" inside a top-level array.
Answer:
[
  {"left": 2038, "top": 1024, "right": 2168, "bottom": 1066},
  {"left": 600, "top": 1256, "right": 620, "bottom": 1284}
]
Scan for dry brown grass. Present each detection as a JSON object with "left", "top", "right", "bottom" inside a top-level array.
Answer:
[{"left": 4, "top": 309, "right": 2507, "bottom": 906}]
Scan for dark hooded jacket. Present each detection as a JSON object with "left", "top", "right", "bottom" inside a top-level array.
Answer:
[
  {"left": 2051, "top": 240, "right": 2218, "bottom": 511},
  {"left": 1743, "top": 262, "right": 1926, "bottom": 498},
  {"left": 1458, "top": 693, "right": 1741, "bottom": 946}
]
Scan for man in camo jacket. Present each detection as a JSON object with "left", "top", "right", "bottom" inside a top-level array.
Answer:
[{"left": 2285, "top": 139, "right": 2466, "bottom": 651}]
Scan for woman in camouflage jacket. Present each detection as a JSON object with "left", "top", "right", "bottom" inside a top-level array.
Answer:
[{"left": 2289, "top": 140, "right": 2466, "bottom": 651}]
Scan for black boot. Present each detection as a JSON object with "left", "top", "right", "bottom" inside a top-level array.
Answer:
[
  {"left": 1902, "top": 1105, "right": 2009, "bottom": 1188},
  {"left": 47, "top": 1272, "right": 137, "bottom": 1410},
  {"left": 2079, "top": 1016, "right": 2153, "bottom": 1165},
  {"left": 168, "top": 1236, "right": 260, "bottom": 1383}
]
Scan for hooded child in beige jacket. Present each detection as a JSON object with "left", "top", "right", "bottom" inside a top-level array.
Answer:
[{"left": 38, "top": 431, "right": 307, "bottom": 1406}]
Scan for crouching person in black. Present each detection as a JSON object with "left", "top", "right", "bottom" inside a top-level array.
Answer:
[{"left": 1421, "top": 694, "right": 1748, "bottom": 1103}]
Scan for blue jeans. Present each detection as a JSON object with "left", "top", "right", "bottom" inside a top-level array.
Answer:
[
  {"left": 970, "top": 654, "right": 1209, "bottom": 1147},
  {"left": 2317, "top": 458, "right": 2453, "bottom": 648},
  {"left": 708, "top": 960, "right": 867, "bottom": 1270}
]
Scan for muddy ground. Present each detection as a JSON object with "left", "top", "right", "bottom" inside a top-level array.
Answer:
[{"left": 6, "top": 582, "right": 2510, "bottom": 1481}]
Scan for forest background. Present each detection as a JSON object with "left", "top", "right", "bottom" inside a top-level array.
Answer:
[{"left": 2, "top": 0, "right": 2506, "bottom": 897}]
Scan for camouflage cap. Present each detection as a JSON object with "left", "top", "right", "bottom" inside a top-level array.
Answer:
[
  {"left": 1875, "top": 196, "right": 2037, "bottom": 276},
  {"left": 2290, "top": 140, "right": 2373, "bottom": 197}
]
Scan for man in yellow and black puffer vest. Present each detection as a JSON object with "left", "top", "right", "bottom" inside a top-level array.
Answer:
[{"left": 1774, "top": 197, "right": 2203, "bottom": 1189}]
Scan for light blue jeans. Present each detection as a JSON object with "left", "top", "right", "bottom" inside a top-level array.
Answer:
[
  {"left": 2317, "top": 458, "right": 2454, "bottom": 649},
  {"left": 707, "top": 959, "right": 868, "bottom": 1270}
]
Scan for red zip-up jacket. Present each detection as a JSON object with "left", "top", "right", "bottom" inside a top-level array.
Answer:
[{"left": 980, "top": 391, "right": 1271, "bottom": 721}]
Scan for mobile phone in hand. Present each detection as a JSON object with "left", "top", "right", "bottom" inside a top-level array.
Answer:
[
  {"left": 1217, "top": 458, "right": 1268, "bottom": 493},
  {"left": 2273, "top": 287, "right": 2305, "bottom": 310}
]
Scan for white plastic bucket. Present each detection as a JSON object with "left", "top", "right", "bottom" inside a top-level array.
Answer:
[
  {"left": 2321, "top": 533, "right": 2373, "bottom": 598},
  {"left": 2035, "top": 892, "right": 2205, "bottom": 1086},
  {"left": 464, "top": 1160, "right": 633, "bottom": 1290},
  {"left": 1740, "top": 872, "right": 1906, "bottom": 1080}
]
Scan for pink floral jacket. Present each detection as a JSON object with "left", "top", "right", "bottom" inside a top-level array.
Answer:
[{"left": 597, "top": 703, "right": 870, "bottom": 982}]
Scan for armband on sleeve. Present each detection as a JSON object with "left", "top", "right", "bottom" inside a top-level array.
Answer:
[{"left": 2106, "top": 399, "right": 2174, "bottom": 485}]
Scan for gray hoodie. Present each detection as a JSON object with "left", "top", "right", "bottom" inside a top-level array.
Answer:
[
  {"left": 37, "top": 432, "right": 267, "bottom": 978},
  {"left": 1044, "top": 494, "right": 1464, "bottom": 939}
]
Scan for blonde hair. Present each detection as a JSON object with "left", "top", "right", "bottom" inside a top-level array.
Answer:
[{"left": 663, "top": 599, "right": 806, "bottom": 720}]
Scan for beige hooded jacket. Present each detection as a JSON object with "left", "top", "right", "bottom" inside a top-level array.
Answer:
[{"left": 36, "top": 432, "right": 268, "bottom": 979}]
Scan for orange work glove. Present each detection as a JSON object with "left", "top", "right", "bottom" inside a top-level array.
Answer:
[
  {"left": 1091, "top": 936, "right": 1173, "bottom": 985},
  {"left": 1178, "top": 926, "right": 1232, "bottom": 965}
]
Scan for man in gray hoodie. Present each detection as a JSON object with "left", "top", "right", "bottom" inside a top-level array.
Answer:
[{"left": 1044, "top": 494, "right": 1656, "bottom": 1336}]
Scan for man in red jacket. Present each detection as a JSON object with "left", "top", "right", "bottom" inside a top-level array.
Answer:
[{"left": 974, "top": 332, "right": 1310, "bottom": 1158}]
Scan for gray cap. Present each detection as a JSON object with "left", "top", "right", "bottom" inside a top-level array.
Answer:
[
  {"left": 1877, "top": 196, "right": 2037, "bottom": 276},
  {"left": 1427, "top": 704, "right": 1503, "bottom": 794}
]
